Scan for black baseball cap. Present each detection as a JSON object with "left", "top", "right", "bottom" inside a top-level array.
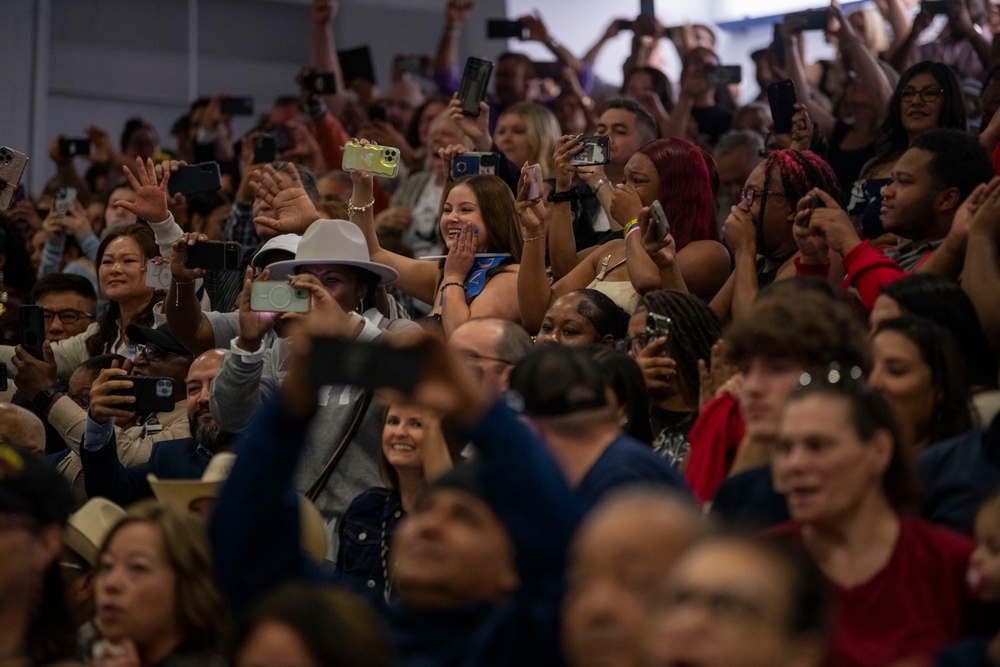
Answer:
[
  {"left": 506, "top": 345, "right": 608, "bottom": 418},
  {"left": 125, "top": 323, "right": 191, "bottom": 357},
  {"left": 0, "top": 445, "right": 73, "bottom": 526}
]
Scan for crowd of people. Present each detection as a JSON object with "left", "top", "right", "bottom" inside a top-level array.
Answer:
[{"left": 4, "top": 0, "right": 1000, "bottom": 664}]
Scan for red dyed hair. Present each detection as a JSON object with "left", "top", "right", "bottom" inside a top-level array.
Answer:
[{"left": 638, "top": 138, "right": 717, "bottom": 250}]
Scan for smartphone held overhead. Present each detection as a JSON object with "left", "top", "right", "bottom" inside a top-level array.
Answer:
[
  {"left": 342, "top": 140, "right": 401, "bottom": 178},
  {"left": 167, "top": 162, "right": 223, "bottom": 196},
  {"left": 458, "top": 57, "right": 494, "bottom": 116}
]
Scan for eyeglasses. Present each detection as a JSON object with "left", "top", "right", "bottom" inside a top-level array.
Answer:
[
  {"left": 740, "top": 187, "right": 787, "bottom": 208},
  {"left": 135, "top": 343, "right": 183, "bottom": 363},
  {"left": 615, "top": 333, "right": 666, "bottom": 356},
  {"left": 41, "top": 308, "right": 95, "bottom": 324},
  {"left": 900, "top": 86, "right": 944, "bottom": 103}
]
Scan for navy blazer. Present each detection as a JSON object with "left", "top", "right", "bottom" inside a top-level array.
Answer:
[{"left": 80, "top": 434, "right": 212, "bottom": 506}]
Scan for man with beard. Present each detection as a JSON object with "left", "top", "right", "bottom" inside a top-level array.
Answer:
[{"left": 78, "top": 348, "right": 234, "bottom": 506}]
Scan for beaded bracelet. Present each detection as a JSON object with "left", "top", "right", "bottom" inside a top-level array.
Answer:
[
  {"left": 441, "top": 281, "right": 465, "bottom": 292},
  {"left": 347, "top": 198, "right": 375, "bottom": 216}
]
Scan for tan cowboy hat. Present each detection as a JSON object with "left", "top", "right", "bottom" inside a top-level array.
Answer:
[
  {"left": 148, "top": 452, "right": 328, "bottom": 561},
  {"left": 65, "top": 497, "right": 127, "bottom": 568},
  {"left": 265, "top": 219, "right": 398, "bottom": 284}
]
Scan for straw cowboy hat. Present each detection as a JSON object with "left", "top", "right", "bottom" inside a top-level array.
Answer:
[
  {"left": 65, "top": 497, "right": 127, "bottom": 568},
  {"left": 148, "top": 452, "right": 328, "bottom": 561},
  {"left": 265, "top": 219, "right": 398, "bottom": 284}
]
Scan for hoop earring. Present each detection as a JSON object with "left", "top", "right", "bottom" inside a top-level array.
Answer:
[{"left": 356, "top": 301, "right": 364, "bottom": 314}]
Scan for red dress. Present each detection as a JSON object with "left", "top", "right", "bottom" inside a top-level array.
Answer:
[{"left": 770, "top": 516, "right": 973, "bottom": 667}]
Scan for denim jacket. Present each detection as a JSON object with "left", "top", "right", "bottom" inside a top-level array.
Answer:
[{"left": 335, "top": 487, "right": 404, "bottom": 598}]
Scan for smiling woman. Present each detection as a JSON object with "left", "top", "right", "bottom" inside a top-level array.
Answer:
[{"left": 335, "top": 402, "right": 454, "bottom": 599}]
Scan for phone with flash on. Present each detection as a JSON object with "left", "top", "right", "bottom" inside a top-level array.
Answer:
[{"left": 525, "top": 164, "right": 543, "bottom": 200}]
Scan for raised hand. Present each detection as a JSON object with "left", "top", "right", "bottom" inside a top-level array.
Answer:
[
  {"left": 170, "top": 232, "right": 209, "bottom": 284},
  {"left": 119, "top": 157, "right": 171, "bottom": 223},
  {"left": 519, "top": 13, "right": 550, "bottom": 43},
  {"left": 445, "top": 0, "right": 474, "bottom": 28},
  {"left": 516, "top": 163, "right": 548, "bottom": 235},
  {"left": 795, "top": 188, "right": 861, "bottom": 256},
  {"left": 634, "top": 335, "right": 678, "bottom": 399},
  {"left": 610, "top": 184, "right": 644, "bottom": 229},
  {"left": 251, "top": 163, "right": 320, "bottom": 235},
  {"left": 447, "top": 95, "right": 492, "bottom": 151},
  {"left": 10, "top": 342, "right": 58, "bottom": 402},
  {"left": 88, "top": 359, "right": 138, "bottom": 425},
  {"left": 442, "top": 221, "right": 477, "bottom": 283},
  {"left": 236, "top": 267, "right": 279, "bottom": 352},
  {"left": 640, "top": 206, "right": 678, "bottom": 269},
  {"left": 721, "top": 205, "right": 758, "bottom": 256}
]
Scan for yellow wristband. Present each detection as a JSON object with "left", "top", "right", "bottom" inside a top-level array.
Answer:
[{"left": 623, "top": 218, "right": 639, "bottom": 237}]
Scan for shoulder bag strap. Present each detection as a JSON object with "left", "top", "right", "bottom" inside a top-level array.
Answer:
[{"left": 305, "top": 389, "right": 374, "bottom": 503}]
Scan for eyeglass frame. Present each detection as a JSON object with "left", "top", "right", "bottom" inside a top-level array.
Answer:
[
  {"left": 41, "top": 308, "right": 95, "bottom": 324},
  {"left": 135, "top": 343, "right": 186, "bottom": 363},
  {"left": 740, "top": 187, "right": 788, "bottom": 208},
  {"left": 899, "top": 85, "right": 944, "bottom": 104}
]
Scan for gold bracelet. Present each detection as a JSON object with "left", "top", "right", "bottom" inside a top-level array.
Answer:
[{"left": 523, "top": 234, "right": 546, "bottom": 242}]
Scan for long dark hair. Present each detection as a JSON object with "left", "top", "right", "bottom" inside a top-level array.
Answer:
[
  {"left": 870, "top": 61, "right": 965, "bottom": 169},
  {"left": 87, "top": 224, "right": 158, "bottom": 357}
]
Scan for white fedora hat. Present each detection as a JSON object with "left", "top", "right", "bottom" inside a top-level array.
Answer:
[
  {"left": 265, "top": 219, "right": 398, "bottom": 285},
  {"left": 65, "top": 497, "right": 127, "bottom": 568}
]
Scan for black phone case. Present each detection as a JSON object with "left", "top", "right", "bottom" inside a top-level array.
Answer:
[
  {"left": 0, "top": 362, "right": 7, "bottom": 393},
  {"left": 305, "top": 72, "right": 336, "bottom": 95},
  {"left": 640, "top": 0, "right": 656, "bottom": 17},
  {"left": 109, "top": 376, "right": 175, "bottom": 413},
  {"left": 59, "top": 138, "right": 91, "bottom": 157},
  {"left": 793, "top": 8, "right": 830, "bottom": 30},
  {"left": 768, "top": 79, "right": 798, "bottom": 134},
  {"left": 19, "top": 305, "right": 45, "bottom": 360},
  {"left": 167, "top": 162, "right": 222, "bottom": 197},
  {"left": 184, "top": 241, "right": 241, "bottom": 271},
  {"left": 252, "top": 135, "right": 276, "bottom": 164},
  {"left": 486, "top": 19, "right": 524, "bottom": 39},
  {"left": 308, "top": 338, "right": 422, "bottom": 394},
  {"left": 458, "top": 58, "right": 494, "bottom": 116}
]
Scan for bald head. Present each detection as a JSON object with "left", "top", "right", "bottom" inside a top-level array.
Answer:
[
  {"left": 450, "top": 318, "right": 532, "bottom": 395},
  {"left": 0, "top": 403, "right": 47, "bottom": 455},
  {"left": 562, "top": 489, "right": 702, "bottom": 667}
]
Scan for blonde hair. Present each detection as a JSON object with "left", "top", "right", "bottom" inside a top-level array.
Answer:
[
  {"left": 499, "top": 102, "right": 561, "bottom": 178},
  {"left": 850, "top": 6, "right": 889, "bottom": 55}
]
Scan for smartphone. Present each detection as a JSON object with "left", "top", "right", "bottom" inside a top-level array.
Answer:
[
  {"left": 252, "top": 134, "right": 276, "bottom": 164},
  {"left": 220, "top": 97, "right": 254, "bottom": 116},
  {"left": 304, "top": 72, "right": 336, "bottom": 95},
  {"left": 922, "top": 0, "right": 949, "bottom": 14},
  {"left": 616, "top": 19, "right": 634, "bottom": 30},
  {"left": 54, "top": 187, "right": 76, "bottom": 216},
  {"left": 144, "top": 261, "right": 172, "bottom": 289},
  {"left": 525, "top": 164, "right": 543, "bottom": 200},
  {"left": 184, "top": 240, "right": 241, "bottom": 271},
  {"left": 663, "top": 25, "right": 684, "bottom": 41},
  {"left": 109, "top": 376, "right": 176, "bottom": 413},
  {"left": 0, "top": 362, "right": 7, "bottom": 393},
  {"left": 451, "top": 152, "right": 499, "bottom": 179},
  {"left": 650, "top": 200, "right": 670, "bottom": 240},
  {"left": 772, "top": 24, "right": 786, "bottom": 68},
  {"left": 250, "top": 281, "right": 311, "bottom": 313},
  {"left": 458, "top": 57, "right": 494, "bottom": 116},
  {"left": 767, "top": 79, "right": 798, "bottom": 134},
  {"left": 368, "top": 104, "right": 387, "bottom": 122},
  {"left": 308, "top": 337, "right": 422, "bottom": 393},
  {"left": 486, "top": 19, "right": 526, "bottom": 39},
  {"left": 570, "top": 136, "right": 610, "bottom": 167},
  {"left": 338, "top": 46, "right": 377, "bottom": 84},
  {"left": 0, "top": 146, "right": 29, "bottom": 211},
  {"left": 640, "top": 0, "right": 656, "bottom": 17},
  {"left": 807, "top": 193, "right": 825, "bottom": 211},
  {"left": 788, "top": 8, "right": 831, "bottom": 31},
  {"left": 59, "top": 138, "right": 91, "bottom": 158},
  {"left": 342, "top": 140, "right": 401, "bottom": 178},
  {"left": 705, "top": 65, "right": 742, "bottom": 87},
  {"left": 19, "top": 305, "right": 45, "bottom": 360},
  {"left": 646, "top": 312, "right": 671, "bottom": 339},
  {"left": 167, "top": 162, "right": 222, "bottom": 197}
]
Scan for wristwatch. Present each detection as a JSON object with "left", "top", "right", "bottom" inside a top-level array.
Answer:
[{"left": 32, "top": 387, "right": 60, "bottom": 414}]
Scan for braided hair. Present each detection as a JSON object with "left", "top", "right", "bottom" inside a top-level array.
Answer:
[
  {"left": 638, "top": 290, "right": 722, "bottom": 406},
  {"left": 759, "top": 150, "right": 841, "bottom": 260}
]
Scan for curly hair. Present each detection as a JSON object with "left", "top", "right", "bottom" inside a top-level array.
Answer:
[
  {"left": 638, "top": 290, "right": 722, "bottom": 406},
  {"left": 725, "top": 287, "right": 872, "bottom": 372}
]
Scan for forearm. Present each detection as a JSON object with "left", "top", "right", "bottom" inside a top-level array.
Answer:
[
  {"left": 546, "top": 39, "right": 583, "bottom": 73},
  {"left": 165, "top": 281, "right": 216, "bottom": 356},
  {"left": 583, "top": 35, "right": 610, "bottom": 65},
  {"left": 663, "top": 94, "right": 695, "bottom": 140},
  {"left": 440, "top": 285, "right": 472, "bottom": 340},
  {"left": 547, "top": 202, "right": 582, "bottom": 279},
  {"left": 962, "top": 231, "right": 1000, "bottom": 346},
  {"left": 209, "top": 347, "right": 268, "bottom": 433},
  {"left": 434, "top": 22, "right": 461, "bottom": 76},
  {"left": 517, "top": 238, "right": 554, "bottom": 332},
  {"left": 46, "top": 396, "right": 88, "bottom": 452},
  {"left": 884, "top": 0, "right": 912, "bottom": 55},
  {"left": 147, "top": 211, "right": 183, "bottom": 257},
  {"left": 310, "top": 23, "right": 345, "bottom": 104},
  {"left": 37, "top": 238, "right": 66, "bottom": 279},
  {"left": 889, "top": 29, "right": 921, "bottom": 73},
  {"left": 729, "top": 251, "right": 760, "bottom": 322},
  {"left": 968, "top": 30, "right": 993, "bottom": 69},
  {"left": 914, "top": 235, "right": 965, "bottom": 280},
  {"left": 625, "top": 234, "right": 664, "bottom": 294}
]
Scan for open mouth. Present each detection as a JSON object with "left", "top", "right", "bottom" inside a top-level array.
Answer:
[{"left": 390, "top": 443, "right": 416, "bottom": 452}]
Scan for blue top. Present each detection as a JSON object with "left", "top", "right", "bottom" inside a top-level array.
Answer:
[
  {"left": 918, "top": 413, "right": 1000, "bottom": 537},
  {"left": 209, "top": 395, "right": 585, "bottom": 667},
  {"left": 576, "top": 434, "right": 692, "bottom": 504}
]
